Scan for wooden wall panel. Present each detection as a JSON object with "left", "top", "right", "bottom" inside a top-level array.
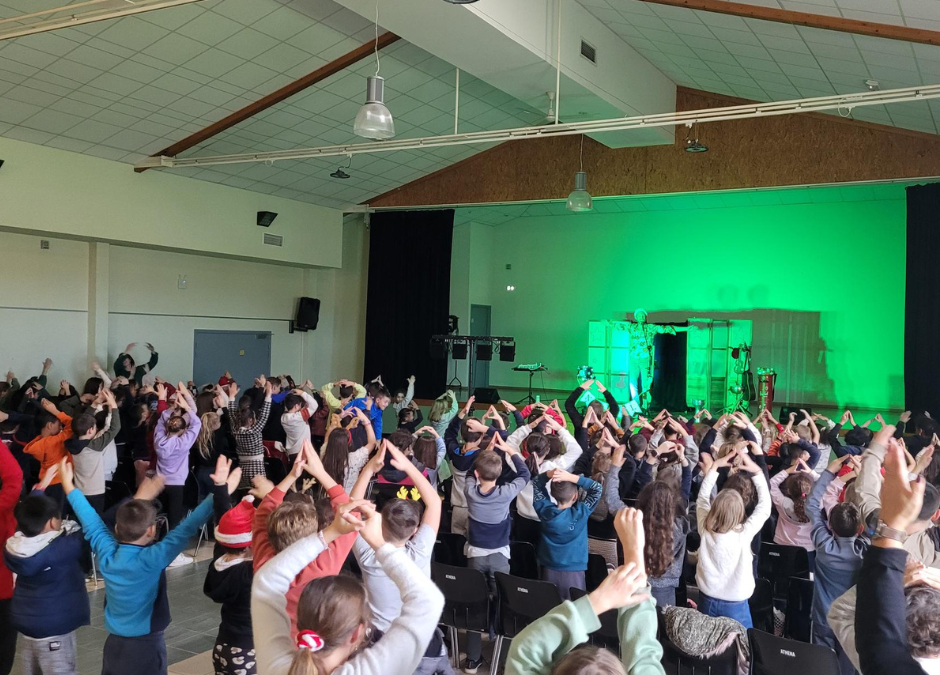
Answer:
[{"left": 368, "top": 88, "right": 940, "bottom": 208}]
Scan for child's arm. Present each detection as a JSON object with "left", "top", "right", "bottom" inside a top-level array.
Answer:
[
  {"left": 319, "top": 382, "right": 342, "bottom": 410},
  {"left": 577, "top": 475, "right": 603, "bottom": 511},
  {"left": 827, "top": 588, "right": 861, "bottom": 672},
  {"left": 531, "top": 473, "right": 555, "bottom": 520},
  {"left": 679, "top": 460, "right": 693, "bottom": 502},
  {"left": 808, "top": 460, "right": 841, "bottom": 550},
  {"left": 769, "top": 469, "right": 789, "bottom": 508},
  {"left": 554, "top": 427, "right": 584, "bottom": 471},
  {"left": 502, "top": 451, "right": 531, "bottom": 498},
  {"left": 504, "top": 596, "right": 603, "bottom": 674},
  {"left": 605, "top": 447, "right": 629, "bottom": 513},
  {"left": 696, "top": 468, "right": 720, "bottom": 523},
  {"left": 740, "top": 472, "right": 772, "bottom": 537},
  {"left": 385, "top": 441, "right": 441, "bottom": 532}
]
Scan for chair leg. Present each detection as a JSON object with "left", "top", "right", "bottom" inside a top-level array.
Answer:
[
  {"left": 91, "top": 551, "right": 98, "bottom": 586},
  {"left": 490, "top": 636, "right": 502, "bottom": 675},
  {"left": 449, "top": 627, "right": 459, "bottom": 669},
  {"left": 194, "top": 523, "right": 207, "bottom": 558}
]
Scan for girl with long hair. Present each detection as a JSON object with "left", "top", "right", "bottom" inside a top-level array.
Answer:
[
  {"left": 411, "top": 426, "right": 445, "bottom": 488},
  {"left": 770, "top": 459, "right": 818, "bottom": 565},
  {"left": 227, "top": 381, "right": 271, "bottom": 490},
  {"left": 696, "top": 448, "right": 770, "bottom": 627},
  {"left": 636, "top": 479, "right": 689, "bottom": 607},
  {"left": 251, "top": 501, "right": 444, "bottom": 675},
  {"left": 319, "top": 408, "right": 376, "bottom": 494},
  {"left": 428, "top": 389, "right": 458, "bottom": 437}
]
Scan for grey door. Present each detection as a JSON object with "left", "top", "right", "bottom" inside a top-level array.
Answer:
[
  {"left": 193, "top": 330, "right": 272, "bottom": 389},
  {"left": 470, "top": 304, "right": 491, "bottom": 390}
]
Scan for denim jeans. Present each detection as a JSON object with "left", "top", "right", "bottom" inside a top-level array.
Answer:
[{"left": 698, "top": 593, "right": 753, "bottom": 628}]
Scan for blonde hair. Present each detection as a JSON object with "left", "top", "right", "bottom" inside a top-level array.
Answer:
[
  {"left": 429, "top": 392, "right": 453, "bottom": 423},
  {"left": 289, "top": 575, "right": 371, "bottom": 675},
  {"left": 704, "top": 489, "right": 746, "bottom": 534},
  {"left": 552, "top": 645, "right": 625, "bottom": 675},
  {"left": 197, "top": 412, "right": 221, "bottom": 460},
  {"left": 268, "top": 501, "right": 318, "bottom": 552}
]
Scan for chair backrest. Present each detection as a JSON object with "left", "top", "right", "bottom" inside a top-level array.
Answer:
[
  {"left": 783, "top": 577, "right": 814, "bottom": 643},
  {"left": 658, "top": 610, "right": 739, "bottom": 675},
  {"left": 104, "top": 479, "right": 132, "bottom": 510},
  {"left": 436, "top": 532, "right": 467, "bottom": 567},
  {"left": 748, "top": 628, "right": 841, "bottom": 675},
  {"left": 432, "top": 563, "right": 490, "bottom": 633},
  {"left": 758, "top": 543, "right": 809, "bottom": 599},
  {"left": 509, "top": 540, "right": 539, "bottom": 580},
  {"left": 263, "top": 456, "right": 288, "bottom": 485},
  {"left": 495, "top": 572, "right": 562, "bottom": 639},
  {"left": 748, "top": 578, "right": 775, "bottom": 635},
  {"left": 570, "top": 587, "right": 620, "bottom": 652},
  {"left": 585, "top": 553, "right": 609, "bottom": 592}
]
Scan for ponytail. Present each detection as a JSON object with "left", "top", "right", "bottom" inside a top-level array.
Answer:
[
  {"left": 784, "top": 473, "right": 813, "bottom": 523},
  {"left": 289, "top": 575, "right": 370, "bottom": 675},
  {"left": 288, "top": 648, "right": 325, "bottom": 675},
  {"left": 524, "top": 452, "right": 540, "bottom": 475}
]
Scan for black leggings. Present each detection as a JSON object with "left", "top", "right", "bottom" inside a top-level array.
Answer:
[
  {"left": 0, "top": 598, "right": 17, "bottom": 675},
  {"left": 164, "top": 485, "right": 185, "bottom": 531}
]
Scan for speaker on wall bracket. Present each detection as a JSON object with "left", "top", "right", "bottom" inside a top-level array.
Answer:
[{"left": 296, "top": 297, "right": 320, "bottom": 331}]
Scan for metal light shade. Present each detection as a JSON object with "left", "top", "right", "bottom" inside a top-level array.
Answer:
[
  {"left": 566, "top": 171, "right": 593, "bottom": 212},
  {"left": 354, "top": 76, "right": 395, "bottom": 140}
]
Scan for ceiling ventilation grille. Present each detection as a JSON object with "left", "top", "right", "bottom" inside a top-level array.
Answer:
[
  {"left": 263, "top": 233, "right": 283, "bottom": 247},
  {"left": 580, "top": 40, "right": 596, "bottom": 64}
]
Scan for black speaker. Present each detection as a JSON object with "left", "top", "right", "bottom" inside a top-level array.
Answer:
[
  {"left": 499, "top": 342, "right": 515, "bottom": 362},
  {"left": 430, "top": 339, "right": 447, "bottom": 359},
  {"left": 779, "top": 406, "right": 812, "bottom": 424},
  {"left": 476, "top": 342, "right": 493, "bottom": 361},
  {"left": 257, "top": 211, "right": 278, "bottom": 227},
  {"left": 452, "top": 342, "right": 468, "bottom": 360},
  {"left": 296, "top": 297, "right": 320, "bottom": 331},
  {"left": 473, "top": 387, "right": 500, "bottom": 404}
]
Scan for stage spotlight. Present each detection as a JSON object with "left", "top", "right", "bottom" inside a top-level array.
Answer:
[
  {"left": 499, "top": 342, "right": 515, "bottom": 362},
  {"left": 452, "top": 341, "right": 468, "bottom": 360},
  {"left": 430, "top": 339, "right": 447, "bottom": 359},
  {"left": 476, "top": 342, "right": 493, "bottom": 361}
]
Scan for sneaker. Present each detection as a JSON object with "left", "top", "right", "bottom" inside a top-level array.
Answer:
[
  {"left": 463, "top": 657, "right": 483, "bottom": 674},
  {"left": 168, "top": 552, "right": 193, "bottom": 568}
]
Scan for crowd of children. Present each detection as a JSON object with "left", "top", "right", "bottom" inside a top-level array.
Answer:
[{"left": 1, "top": 359, "right": 940, "bottom": 675}]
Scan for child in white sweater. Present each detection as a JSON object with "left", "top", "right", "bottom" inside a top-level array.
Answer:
[
  {"left": 251, "top": 500, "right": 444, "bottom": 675},
  {"left": 695, "top": 448, "right": 771, "bottom": 628}
]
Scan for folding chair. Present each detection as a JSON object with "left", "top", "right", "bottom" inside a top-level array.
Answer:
[
  {"left": 758, "top": 543, "right": 809, "bottom": 600},
  {"left": 585, "top": 553, "right": 610, "bottom": 592},
  {"left": 508, "top": 540, "right": 539, "bottom": 580},
  {"left": 748, "top": 628, "right": 840, "bottom": 675},
  {"left": 748, "top": 578, "right": 775, "bottom": 635},
  {"left": 493, "top": 573, "right": 563, "bottom": 674},
  {"left": 432, "top": 563, "right": 490, "bottom": 669},
  {"left": 435, "top": 532, "right": 467, "bottom": 567},
  {"left": 657, "top": 609, "right": 739, "bottom": 675},
  {"left": 784, "top": 577, "right": 814, "bottom": 643},
  {"left": 570, "top": 586, "right": 620, "bottom": 652}
]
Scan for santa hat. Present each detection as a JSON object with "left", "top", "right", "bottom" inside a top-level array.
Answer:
[
  {"left": 219, "top": 375, "right": 234, "bottom": 387},
  {"left": 215, "top": 496, "right": 255, "bottom": 548}
]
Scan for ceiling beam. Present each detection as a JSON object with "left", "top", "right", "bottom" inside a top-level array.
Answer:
[
  {"left": 136, "top": 31, "right": 400, "bottom": 172},
  {"left": 634, "top": 0, "right": 940, "bottom": 47}
]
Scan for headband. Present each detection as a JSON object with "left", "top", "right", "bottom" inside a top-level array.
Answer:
[{"left": 297, "top": 630, "right": 324, "bottom": 652}]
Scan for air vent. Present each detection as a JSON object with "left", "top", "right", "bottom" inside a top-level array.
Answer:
[
  {"left": 580, "top": 39, "right": 596, "bottom": 64},
  {"left": 263, "top": 233, "right": 283, "bottom": 247}
]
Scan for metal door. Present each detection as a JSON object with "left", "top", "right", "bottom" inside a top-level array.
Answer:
[{"left": 193, "top": 330, "right": 272, "bottom": 389}]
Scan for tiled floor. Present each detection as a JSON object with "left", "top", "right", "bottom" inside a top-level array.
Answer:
[{"left": 12, "top": 547, "right": 222, "bottom": 675}]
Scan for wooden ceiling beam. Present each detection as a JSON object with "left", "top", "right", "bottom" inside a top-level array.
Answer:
[
  {"left": 136, "top": 31, "right": 400, "bottom": 172},
  {"left": 635, "top": 0, "right": 940, "bottom": 47}
]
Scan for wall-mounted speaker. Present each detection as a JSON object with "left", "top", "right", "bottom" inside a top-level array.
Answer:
[
  {"left": 257, "top": 211, "right": 278, "bottom": 227},
  {"left": 296, "top": 297, "right": 320, "bottom": 331}
]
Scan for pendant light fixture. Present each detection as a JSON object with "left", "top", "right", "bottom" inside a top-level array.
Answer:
[
  {"left": 354, "top": 2, "right": 395, "bottom": 140},
  {"left": 566, "top": 135, "right": 593, "bottom": 213}
]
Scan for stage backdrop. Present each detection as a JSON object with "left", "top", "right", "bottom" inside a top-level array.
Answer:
[
  {"left": 905, "top": 184, "right": 940, "bottom": 416},
  {"left": 455, "top": 183, "right": 907, "bottom": 411},
  {"left": 364, "top": 210, "right": 454, "bottom": 400}
]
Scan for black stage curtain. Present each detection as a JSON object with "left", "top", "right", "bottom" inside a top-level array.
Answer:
[
  {"left": 905, "top": 184, "right": 940, "bottom": 414},
  {"left": 651, "top": 329, "right": 688, "bottom": 412},
  {"left": 364, "top": 210, "right": 454, "bottom": 400}
]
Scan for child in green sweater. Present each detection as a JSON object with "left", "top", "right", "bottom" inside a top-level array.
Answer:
[
  {"left": 532, "top": 468, "right": 603, "bottom": 599},
  {"left": 506, "top": 508, "right": 665, "bottom": 675}
]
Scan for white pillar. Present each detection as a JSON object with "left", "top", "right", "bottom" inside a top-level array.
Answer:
[{"left": 87, "top": 242, "right": 110, "bottom": 366}]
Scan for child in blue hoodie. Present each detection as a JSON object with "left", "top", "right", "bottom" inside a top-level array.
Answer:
[
  {"left": 532, "top": 468, "right": 603, "bottom": 599},
  {"left": 4, "top": 478, "right": 89, "bottom": 674},
  {"left": 61, "top": 457, "right": 233, "bottom": 675}
]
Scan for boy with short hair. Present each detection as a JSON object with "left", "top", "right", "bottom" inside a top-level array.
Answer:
[
  {"left": 809, "top": 455, "right": 867, "bottom": 675},
  {"left": 463, "top": 435, "right": 530, "bottom": 673},
  {"left": 62, "top": 457, "right": 231, "bottom": 675},
  {"left": 280, "top": 388, "right": 318, "bottom": 456},
  {"left": 532, "top": 467, "right": 603, "bottom": 599},
  {"left": 66, "top": 388, "right": 121, "bottom": 514},
  {"left": 23, "top": 398, "right": 72, "bottom": 507},
  {"left": 4, "top": 479, "right": 88, "bottom": 674}
]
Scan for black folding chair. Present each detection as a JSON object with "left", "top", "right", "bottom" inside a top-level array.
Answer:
[
  {"left": 784, "top": 577, "right": 814, "bottom": 642},
  {"left": 263, "top": 456, "right": 287, "bottom": 485},
  {"left": 585, "top": 553, "right": 609, "bottom": 592},
  {"left": 748, "top": 628, "right": 840, "bottom": 675},
  {"left": 493, "top": 573, "right": 563, "bottom": 674},
  {"left": 432, "top": 563, "right": 490, "bottom": 669},
  {"left": 758, "top": 543, "right": 809, "bottom": 600},
  {"left": 570, "top": 586, "right": 620, "bottom": 652},
  {"left": 104, "top": 479, "right": 132, "bottom": 511},
  {"left": 748, "top": 578, "right": 775, "bottom": 635},
  {"left": 434, "top": 532, "right": 467, "bottom": 567},
  {"left": 509, "top": 540, "right": 539, "bottom": 580},
  {"left": 658, "top": 609, "right": 739, "bottom": 675}
]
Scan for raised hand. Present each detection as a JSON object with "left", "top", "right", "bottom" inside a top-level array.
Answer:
[
  {"left": 500, "top": 400, "right": 517, "bottom": 413},
  {"left": 58, "top": 457, "right": 74, "bottom": 492},
  {"left": 210, "top": 455, "right": 233, "bottom": 486},
  {"left": 880, "top": 437, "right": 926, "bottom": 534},
  {"left": 38, "top": 463, "right": 59, "bottom": 491},
  {"left": 587, "top": 562, "right": 649, "bottom": 616},
  {"left": 461, "top": 396, "right": 476, "bottom": 415},
  {"left": 355, "top": 501, "right": 385, "bottom": 550},
  {"left": 40, "top": 398, "right": 58, "bottom": 414},
  {"left": 614, "top": 508, "right": 646, "bottom": 571},
  {"left": 135, "top": 474, "right": 166, "bottom": 502},
  {"left": 365, "top": 441, "right": 387, "bottom": 474},
  {"left": 330, "top": 499, "right": 370, "bottom": 538},
  {"left": 249, "top": 475, "right": 276, "bottom": 501}
]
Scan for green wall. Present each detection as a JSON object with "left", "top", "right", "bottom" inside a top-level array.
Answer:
[{"left": 471, "top": 184, "right": 908, "bottom": 411}]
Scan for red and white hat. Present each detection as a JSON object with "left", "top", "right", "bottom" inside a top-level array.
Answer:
[{"left": 215, "top": 496, "right": 255, "bottom": 548}]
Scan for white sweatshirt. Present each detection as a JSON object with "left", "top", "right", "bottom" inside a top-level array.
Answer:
[
  {"left": 513, "top": 428, "right": 583, "bottom": 521},
  {"left": 280, "top": 391, "right": 318, "bottom": 456},
  {"left": 695, "top": 470, "right": 771, "bottom": 602},
  {"left": 252, "top": 536, "right": 444, "bottom": 675}
]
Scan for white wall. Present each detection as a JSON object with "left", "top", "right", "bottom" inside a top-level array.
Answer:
[{"left": 0, "top": 136, "right": 343, "bottom": 267}]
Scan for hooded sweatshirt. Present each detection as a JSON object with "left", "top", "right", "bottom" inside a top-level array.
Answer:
[{"left": 3, "top": 517, "right": 89, "bottom": 638}]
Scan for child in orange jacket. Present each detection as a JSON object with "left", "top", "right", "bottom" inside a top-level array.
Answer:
[{"left": 23, "top": 398, "right": 72, "bottom": 507}]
